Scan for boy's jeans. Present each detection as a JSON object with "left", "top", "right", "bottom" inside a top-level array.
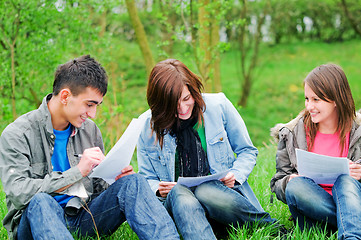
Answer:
[{"left": 17, "top": 174, "right": 179, "bottom": 240}]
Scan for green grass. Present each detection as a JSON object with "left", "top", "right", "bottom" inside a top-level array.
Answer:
[
  {"left": 94, "top": 39, "right": 361, "bottom": 150},
  {"left": 0, "top": 146, "right": 339, "bottom": 239},
  {"left": 2, "top": 40, "right": 361, "bottom": 239},
  {"left": 220, "top": 39, "right": 361, "bottom": 147},
  {"left": 226, "top": 144, "right": 338, "bottom": 240}
]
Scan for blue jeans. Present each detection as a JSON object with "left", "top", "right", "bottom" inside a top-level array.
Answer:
[
  {"left": 286, "top": 175, "right": 361, "bottom": 240},
  {"left": 333, "top": 174, "right": 361, "bottom": 240},
  {"left": 164, "top": 180, "right": 275, "bottom": 240},
  {"left": 286, "top": 176, "right": 337, "bottom": 230},
  {"left": 17, "top": 174, "right": 179, "bottom": 240}
]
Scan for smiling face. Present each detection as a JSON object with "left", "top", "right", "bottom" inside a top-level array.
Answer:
[
  {"left": 177, "top": 85, "right": 195, "bottom": 120},
  {"left": 304, "top": 83, "right": 338, "bottom": 132},
  {"left": 57, "top": 87, "right": 103, "bottom": 130}
]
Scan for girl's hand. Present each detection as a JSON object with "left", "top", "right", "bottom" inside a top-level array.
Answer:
[
  {"left": 158, "top": 181, "right": 177, "bottom": 198},
  {"left": 288, "top": 174, "right": 300, "bottom": 182},
  {"left": 220, "top": 172, "right": 236, "bottom": 188},
  {"left": 349, "top": 160, "right": 361, "bottom": 180}
]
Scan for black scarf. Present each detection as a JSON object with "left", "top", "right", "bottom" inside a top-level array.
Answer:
[{"left": 172, "top": 118, "right": 210, "bottom": 178}]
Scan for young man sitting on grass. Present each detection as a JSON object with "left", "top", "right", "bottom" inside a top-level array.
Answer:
[{"left": 0, "top": 55, "right": 179, "bottom": 240}]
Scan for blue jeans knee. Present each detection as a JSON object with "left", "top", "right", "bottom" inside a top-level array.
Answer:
[
  {"left": 166, "top": 184, "right": 200, "bottom": 211},
  {"left": 286, "top": 176, "right": 337, "bottom": 229},
  {"left": 165, "top": 184, "right": 216, "bottom": 240},
  {"left": 17, "top": 193, "right": 72, "bottom": 240},
  {"left": 27, "top": 192, "right": 63, "bottom": 214},
  {"left": 333, "top": 174, "right": 359, "bottom": 193}
]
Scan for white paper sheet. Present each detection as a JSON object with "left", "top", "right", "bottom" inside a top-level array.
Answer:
[
  {"left": 296, "top": 148, "right": 350, "bottom": 184},
  {"left": 177, "top": 170, "right": 230, "bottom": 188},
  {"left": 89, "top": 112, "right": 148, "bottom": 184}
]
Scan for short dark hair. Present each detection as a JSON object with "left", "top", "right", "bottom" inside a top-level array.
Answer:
[
  {"left": 147, "top": 59, "right": 205, "bottom": 146},
  {"left": 53, "top": 55, "right": 108, "bottom": 96}
]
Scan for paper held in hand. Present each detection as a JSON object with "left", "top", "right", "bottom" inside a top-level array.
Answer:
[
  {"left": 89, "top": 111, "right": 149, "bottom": 184},
  {"left": 177, "top": 170, "right": 230, "bottom": 188},
  {"left": 296, "top": 148, "right": 350, "bottom": 184}
]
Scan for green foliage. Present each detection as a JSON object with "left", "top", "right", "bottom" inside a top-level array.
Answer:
[
  {"left": 0, "top": 0, "right": 109, "bottom": 121},
  {"left": 1, "top": 1, "right": 361, "bottom": 239},
  {"left": 221, "top": 40, "right": 361, "bottom": 146}
]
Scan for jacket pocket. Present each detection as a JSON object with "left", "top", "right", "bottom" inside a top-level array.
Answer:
[
  {"left": 146, "top": 148, "right": 169, "bottom": 181},
  {"left": 208, "top": 129, "right": 229, "bottom": 164}
]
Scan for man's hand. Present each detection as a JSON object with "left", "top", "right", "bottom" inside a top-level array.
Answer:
[
  {"left": 158, "top": 182, "right": 177, "bottom": 198},
  {"left": 77, "top": 147, "right": 104, "bottom": 177},
  {"left": 220, "top": 172, "right": 236, "bottom": 188},
  {"left": 115, "top": 165, "right": 135, "bottom": 181}
]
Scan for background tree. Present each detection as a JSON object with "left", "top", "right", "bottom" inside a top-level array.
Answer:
[
  {"left": 0, "top": 0, "right": 22, "bottom": 119},
  {"left": 236, "top": 0, "right": 269, "bottom": 107},
  {"left": 268, "top": 0, "right": 300, "bottom": 44},
  {"left": 178, "top": 0, "right": 225, "bottom": 92},
  {"left": 152, "top": 0, "right": 179, "bottom": 57},
  {"left": 198, "top": 0, "right": 222, "bottom": 92},
  {"left": 0, "top": 0, "right": 361, "bottom": 148},
  {"left": 125, "top": 0, "right": 155, "bottom": 74},
  {"left": 341, "top": 0, "right": 361, "bottom": 37},
  {"left": 0, "top": 0, "right": 79, "bottom": 120}
]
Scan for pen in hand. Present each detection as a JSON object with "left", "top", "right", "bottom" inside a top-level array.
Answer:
[{"left": 74, "top": 153, "right": 99, "bottom": 170}]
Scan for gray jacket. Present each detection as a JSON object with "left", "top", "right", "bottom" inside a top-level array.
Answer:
[
  {"left": 270, "top": 112, "right": 361, "bottom": 204},
  {"left": 0, "top": 94, "right": 108, "bottom": 239}
]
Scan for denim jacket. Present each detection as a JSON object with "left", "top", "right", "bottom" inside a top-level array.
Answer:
[
  {"left": 0, "top": 94, "right": 108, "bottom": 239},
  {"left": 137, "top": 93, "right": 263, "bottom": 210}
]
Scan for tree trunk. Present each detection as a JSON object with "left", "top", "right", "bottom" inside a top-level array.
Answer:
[
  {"left": 1, "top": 4, "right": 21, "bottom": 119},
  {"left": 198, "top": 0, "right": 212, "bottom": 91},
  {"left": 158, "top": 1, "right": 176, "bottom": 56},
  {"left": 341, "top": 0, "right": 361, "bottom": 37},
  {"left": 190, "top": 0, "right": 200, "bottom": 69},
  {"left": 239, "top": 75, "right": 251, "bottom": 107},
  {"left": 125, "top": 0, "right": 155, "bottom": 75},
  {"left": 10, "top": 43, "right": 17, "bottom": 119},
  {"left": 211, "top": 2, "right": 221, "bottom": 92},
  {"left": 99, "top": 9, "right": 107, "bottom": 38},
  {"left": 238, "top": 0, "right": 267, "bottom": 107},
  {"left": 29, "top": 88, "right": 41, "bottom": 107}
]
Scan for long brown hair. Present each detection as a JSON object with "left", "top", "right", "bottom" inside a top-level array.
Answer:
[
  {"left": 303, "top": 63, "right": 355, "bottom": 154},
  {"left": 147, "top": 59, "right": 206, "bottom": 147}
]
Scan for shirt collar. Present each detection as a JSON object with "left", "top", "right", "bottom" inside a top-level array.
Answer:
[{"left": 39, "top": 93, "right": 83, "bottom": 138}]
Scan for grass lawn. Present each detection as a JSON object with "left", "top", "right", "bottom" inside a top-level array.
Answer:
[
  {"left": 1, "top": 39, "right": 360, "bottom": 239},
  {"left": 220, "top": 39, "right": 361, "bottom": 147},
  {"left": 0, "top": 145, "right": 339, "bottom": 239}
]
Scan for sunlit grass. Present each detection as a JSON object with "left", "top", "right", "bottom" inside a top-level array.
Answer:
[
  {"left": 220, "top": 39, "right": 361, "bottom": 147},
  {"left": 0, "top": 146, "right": 339, "bottom": 239},
  {"left": 1, "top": 40, "right": 359, "bottom": 239}
]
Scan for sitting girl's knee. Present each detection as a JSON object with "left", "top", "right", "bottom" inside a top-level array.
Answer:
[{"left": 285, "top": 178, "right": 307, "bottom": 200}]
